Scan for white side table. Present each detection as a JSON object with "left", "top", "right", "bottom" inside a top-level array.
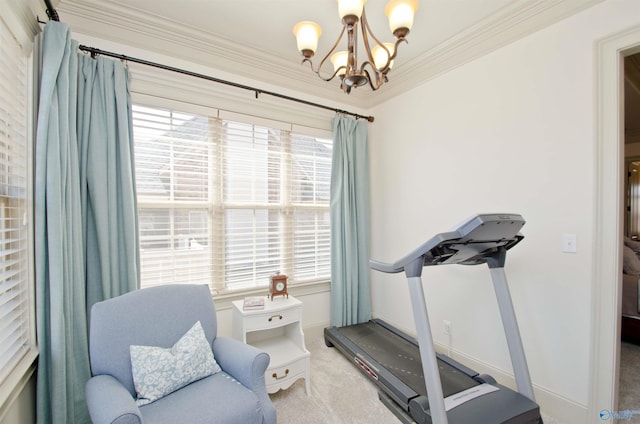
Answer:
[{"left": 232, "top": 295, "right": 311, "bottom": 395}]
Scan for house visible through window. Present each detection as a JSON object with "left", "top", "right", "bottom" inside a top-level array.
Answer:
[{"left": 132, "top": 103, "right": 332, "bottom": 294}]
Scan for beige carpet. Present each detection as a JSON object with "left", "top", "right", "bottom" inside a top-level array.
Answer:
[
  {"left": 270, "top": 334, "right": 560, "bottom": 424},
  {"left": 270, "top": 336, "right": 398, "bottom": 423}
]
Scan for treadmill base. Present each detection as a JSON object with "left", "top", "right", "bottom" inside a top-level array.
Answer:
[{"left": 325, "top": 320, "right": 543, "bottom": 424}]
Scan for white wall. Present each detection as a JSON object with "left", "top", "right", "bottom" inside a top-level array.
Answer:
[
  {"left": 368, "top": 1, "right": 640, "bottom": 421},
  {"left": 8, "top": 1, "right": 640, "bottom": 423},
  {"left": 0, "top": 378, "right": 34, "bottom": 424}
]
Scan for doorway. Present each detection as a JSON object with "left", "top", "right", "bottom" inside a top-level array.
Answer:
[
  {"left": 591, "top": 26, "right": 640, "bottom": 423},
  {"left": 625, "top": 52, "right": 640, "bottom": 239},
  {"left": 620, "top": 52, "right": 640, "bottom": 411}
]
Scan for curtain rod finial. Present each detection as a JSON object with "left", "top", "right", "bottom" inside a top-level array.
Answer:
[{"left": 44, "top": 0, "right": 60, "bottom": 21}]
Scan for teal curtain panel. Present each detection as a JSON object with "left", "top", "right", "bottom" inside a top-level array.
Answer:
[
  {"left": 34, "top": 21, "right": 139, "bottom": 424},
  {"left": 330, "top": 116, "right": 371, "bottom": 326}
]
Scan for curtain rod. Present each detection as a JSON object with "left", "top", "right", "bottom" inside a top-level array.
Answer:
[
  {"left": 44, "top": 0, "right": 59, "bottom": 21},
  {"left": 77, "top": 45, "right": 375, "bottom": 123}
]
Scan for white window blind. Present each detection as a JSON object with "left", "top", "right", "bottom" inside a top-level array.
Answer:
[
  {"left": 0, "top": 18, "right": 31, "bottom": 385},
  {"left": 133, "top": 103, "right": 332, "bottom": 293},
  {"left": 290, "top": 134, "right": 331, "bottom": 281}
]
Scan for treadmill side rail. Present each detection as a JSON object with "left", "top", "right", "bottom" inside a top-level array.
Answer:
[
  {"left": 407, "top": 273, "right": 448, "bottom": 424},
  {"left": 490, "top": 266, "right": 536, "bottom": 402}
]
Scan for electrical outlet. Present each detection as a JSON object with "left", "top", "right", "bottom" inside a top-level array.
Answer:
[{"left": 443, "top": 320, "right": 452, "bottom": 336}]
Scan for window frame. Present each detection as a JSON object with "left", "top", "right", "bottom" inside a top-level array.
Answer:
[
  {"left": 131, "top": 93, "right": 333, "bottom": 299},
  {"left": 0, "top": 6, "right": 39, "bottom": 417}
]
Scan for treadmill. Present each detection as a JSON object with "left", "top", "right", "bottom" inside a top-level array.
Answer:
[{"left": 324, "top": 213, "right": 542, "bottom": 424}]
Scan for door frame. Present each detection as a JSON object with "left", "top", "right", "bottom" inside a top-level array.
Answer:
[{"left": 591, "top": 24, "right": 640, "bottom": 422}]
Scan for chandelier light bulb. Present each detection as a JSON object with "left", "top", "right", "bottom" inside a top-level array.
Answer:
[
  {"left": 385, "top": 0, "right": 418, "bottom": 38},
  {"left": 293, "top": 21, "right": 322, "bottom": 58},
  {"left": 372, "top": 43, "right": 395, "bottom": 70},
  {"left": 331, "top": 51, "right": 348, "bottom": 76},
  {"left": 337, "top": 0, "right": 367, "bottom": 22}
]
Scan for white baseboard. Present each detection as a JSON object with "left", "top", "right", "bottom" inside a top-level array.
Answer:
[
  {"left": 434, "top": 342, "right": 586, "bottom": 424},
  {"left": 303, "top": 321, "right": 330, "bottom": 343}
]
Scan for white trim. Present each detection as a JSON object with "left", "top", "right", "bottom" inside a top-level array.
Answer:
[
  {"left": 302, "top": 321, "right": 330, "bottom": 344},
  {"left": 128, "top": 64, "right": 334, "bottom": 132},
  {"left": 291, "top": 125, "right": 333, "bottom": 140},
  {"left": 438, "top": 342, "right": 587, "bottom": 423},
  {"left": 591, "top": 23, "right": 640, "bottom": 423},
  {"left": 57, "top": 0, "right": 603, "bottom": 109},
  {"left": 0, "top": 0, "right": 41, "bottom": 53},
  {"left": 218, "top": 110, "right": 292, "bottom": 132},
  {"left": 0, "top": 348, "right": 38, "bottom": 423},
  {"left": 366, "top": 0, "right": 606, "bottom": 106}
]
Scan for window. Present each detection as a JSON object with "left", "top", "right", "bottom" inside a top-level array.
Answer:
[
  {"left": 133, "top": 102, "right": 332, "bottom": 294},
  {"left": 0, "top": 17, "right": 32, "bottom": 386}
]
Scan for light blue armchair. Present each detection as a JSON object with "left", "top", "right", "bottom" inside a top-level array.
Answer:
[{"left": 86, "top": 284, "right": 277, "bottom": 424}]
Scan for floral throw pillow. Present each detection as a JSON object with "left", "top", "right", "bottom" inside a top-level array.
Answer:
[{"left": 130, "top": 321, "right": 221, "bottom": 406}]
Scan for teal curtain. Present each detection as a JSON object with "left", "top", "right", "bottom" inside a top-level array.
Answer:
[
  {"left": 77, "top": 50, "right": 139, "bottom": 307},
  {"left": 35, "top": 21, "right": 139, "bottom": 424},
  {"left": 330, "top": 116, "right": 371, "bottom": 326}
]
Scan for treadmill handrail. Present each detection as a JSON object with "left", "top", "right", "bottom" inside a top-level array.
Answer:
[
  {"left": 369, "top": 232, "right": 460, "bottom": 274},
  {"left": 367, "top": 213, "right": 537, "bottom": 424}
]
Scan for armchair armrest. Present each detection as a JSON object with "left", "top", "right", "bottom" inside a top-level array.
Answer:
[
  {"left": 86, "top": 375, "right": 143, "bottom": 424},
  {"left": 213, "top": 336, "right": 269, "bottom": 390},
  {"left": 213, "top": 336, "right": 276, "bottom": 424}
]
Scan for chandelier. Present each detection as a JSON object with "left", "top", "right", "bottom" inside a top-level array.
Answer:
[{"left": 293, "top": 0, "right": 418, "bottom": 94}]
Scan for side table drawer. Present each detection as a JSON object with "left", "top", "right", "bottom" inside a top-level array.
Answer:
[
  {"left": 245, "top": 307, "right": 300, "bottom": 332},
  {"left": 266, "top": 356, "right": 308, "bottom": 393}
]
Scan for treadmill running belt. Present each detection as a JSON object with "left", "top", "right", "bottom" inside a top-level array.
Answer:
[{"left": 337, "top": 321, "right": 479, "bottom": 398}]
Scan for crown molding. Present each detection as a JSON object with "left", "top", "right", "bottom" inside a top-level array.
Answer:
[
  {"left": 57, "top": 0, "right": 603, "bottom": 110},
  {"left": 2, "top": 0, "right": 45, "bottom": 50},
  {"left": 355, "top": 0, "right": 604, "bottom": 105},
  {"left": 58, "top": 0, "right": 350, "bottom": 100}
]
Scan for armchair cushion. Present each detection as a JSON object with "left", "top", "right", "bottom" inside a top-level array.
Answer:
[
  {"left": 139, "top": 371, "right": 263, "bottom": 424},
  {"left": 130, "top": 321, "right": 221, "bottom": 406}
]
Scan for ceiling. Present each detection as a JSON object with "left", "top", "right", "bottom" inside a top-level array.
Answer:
[{"left": 55, "top": 0, "right": 602, "bottom": 110}]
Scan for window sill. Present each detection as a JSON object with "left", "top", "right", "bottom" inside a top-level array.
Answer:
[
  {"left": 213, "top": 279, "right": 330, "bottom": 311},
  {"left": 0, "top": 347, "right": 38, "bottom": 422}
]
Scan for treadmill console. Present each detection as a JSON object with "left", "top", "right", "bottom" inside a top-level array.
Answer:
[{"left": 370, "top": 213, "right": 525, "bottom": 273}]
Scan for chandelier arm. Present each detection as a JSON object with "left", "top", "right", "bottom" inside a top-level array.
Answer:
[
  {"left": 348, "top": 21, "right": 357, "bottom": 75},
  {"left": 371, "top": 38, "right": 407, "bottom": 74},
  {"left": 359, "top": 9, "right": 384, "bottom": 72},
  {"left": 301, "top": 58, "right": 344, "bottom": 82},
  {"left": 301, "top": 57, "right": 344, "bottom": 82},
  {"left": 389, "top": 37, "right": 408, "bottom": 62},
  {"left": 361, "top": 66, "right": 384, "bottom": 91},
  {"left": 313, "top": 25, "right": 348, "bottom": 80},
  {"left": 361, "top": 16, "right": 408, "bottom": 73}
]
